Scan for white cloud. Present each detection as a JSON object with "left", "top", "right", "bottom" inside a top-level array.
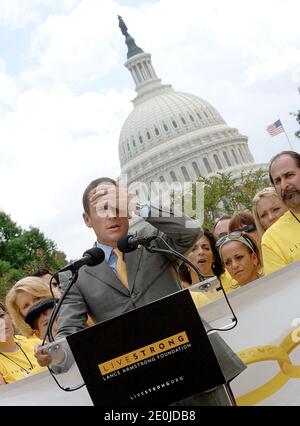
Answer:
[
  {"left": 22, "top": 0, "right": 126, "bottom": 87},
  {"left": 0, "top": 71, "right": 18, "bottom": 107},
  {"left": 0, "top": 0, "right": 80, "bottom": 29},
  {"left": 244, "top": 45, "right": 300, "bottom": 87},
  {"left": 0, "top": 0, "right": 40, "bottom": 29},
  {"left": 0, "top": 82, "right": 134, "bottom": 257}
]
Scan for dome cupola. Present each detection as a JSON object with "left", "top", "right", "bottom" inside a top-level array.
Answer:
[{"left": 118, "top": 17, "right": 255, "bottom": 186}]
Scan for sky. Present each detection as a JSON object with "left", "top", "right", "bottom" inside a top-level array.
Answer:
[{"left": 0, "top": 0, "right": 299, "bottom": 261}]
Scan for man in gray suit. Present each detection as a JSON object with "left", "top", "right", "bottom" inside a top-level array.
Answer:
[{"left": 36, "top": 177, "right": 244, "bottom": 405}]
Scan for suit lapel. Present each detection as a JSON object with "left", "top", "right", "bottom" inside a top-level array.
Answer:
[
  {"left": 125, "top": 246, "right": 143, "bottom": 290},
  {"left": 85, "top": 260, "right": 129, "bottom": 295}
]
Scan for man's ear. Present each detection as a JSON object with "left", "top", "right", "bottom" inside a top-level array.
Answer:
[{"left": 83, "top": 212, "right": 92, "bottom": 228}]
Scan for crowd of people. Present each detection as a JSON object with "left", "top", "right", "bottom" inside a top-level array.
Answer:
[{"left": 0, "top": 150, "right": 299, "bottom": 406}]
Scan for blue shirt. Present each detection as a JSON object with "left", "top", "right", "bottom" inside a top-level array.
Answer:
[{"left": 95, "top": 242, "right": 118, "bottom": 274}]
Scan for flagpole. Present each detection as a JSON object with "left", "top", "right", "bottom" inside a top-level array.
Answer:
[{"left": 278, "top": 117, "right": 294, "bottom": 151}]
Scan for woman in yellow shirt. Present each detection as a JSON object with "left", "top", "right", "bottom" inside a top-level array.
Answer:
[
  {"left": 178, "top": 230, "right": 226, "bottom": 305},
  {"left": 0, "top": 302, "right": 46, "bottom": 385},
  {"left": 216, "top": 232, "right": 263, "bottom": 287}
]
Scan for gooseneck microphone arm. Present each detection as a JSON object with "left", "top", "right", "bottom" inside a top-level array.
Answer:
[
  {"left": 144, "top": 239, "right": 208, "bottom": 285},
  {"left": 44, "top": 271, "right": 79, "bottom": 344},
  {"left": 148, "top": 236, "right": 238, "bottom": 333},
  {"left": 43, "top": 247, "right": 105, "bottom": 345}
]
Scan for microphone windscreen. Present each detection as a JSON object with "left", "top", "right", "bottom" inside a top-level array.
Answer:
[
  {"left": 83, "top": 247, "right": 105, "bottom": 266},
  {"left": 117, "top": 235, "right": 136, "bottom": 253}
]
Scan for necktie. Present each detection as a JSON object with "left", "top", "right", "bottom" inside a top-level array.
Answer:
[{"left": 113, "top": 248, "right": 128, "bottom": 288}]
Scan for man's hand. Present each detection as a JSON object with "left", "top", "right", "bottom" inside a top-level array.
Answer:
[
  {"left": 35, "top": 344, "right": 52, "bottom": 367},
  {"left": 90, "top": 181, "right": 138, "bottom": 218}
]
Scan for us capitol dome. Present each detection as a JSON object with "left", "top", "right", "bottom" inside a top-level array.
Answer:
[{"left": 117, "top": 16, "right": 263, "bottom": 189}]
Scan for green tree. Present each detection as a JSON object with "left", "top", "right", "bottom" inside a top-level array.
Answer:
[
  {"left": 290, "top": 110, "right": 300, "bottom": 139},
  {"left": 196, "top": 172, "right": 237, "bottom": 229},
  {"left": 196, "top": 168, "right": 270, "bottom": 229},
  {"left": 234, "top": 169, "right": 270, "bottom": 211},
  {"left": 0, "top": 212, "right": 68, "bottom": 301},
  {"left": 295, "top": 110, "right": 300, "bottom": 139}
]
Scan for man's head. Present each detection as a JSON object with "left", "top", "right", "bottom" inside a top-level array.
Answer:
[
  {"left": 82, "top": 177, "right": 129, "bottom": 247},
  {"left": 24, "top": 298, "right": 58, "bottom": 340},
  {"left": 32, "top": 269, "right": 59, "bottom": 288},
  {"left": 213, "top": 215, "right": 232, "bottom": 240},
  {"left": 269, "top": 151, "right": 300, "bottom": 211}
]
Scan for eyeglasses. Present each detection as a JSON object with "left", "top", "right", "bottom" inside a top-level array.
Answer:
[
  {"left": 215, "top": 231, "right": 255, "bottom": 253},
  {"left": 236, "top": 223, "right": 256, "bottom": 233}
]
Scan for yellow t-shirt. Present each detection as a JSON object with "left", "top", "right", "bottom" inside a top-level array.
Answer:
[
  {"left": 220, "top": 268, "right": 264, "bottom": 291},
  {"left": 262, "top": 210, "right": 300, "bottom": 275},
  {"left": 220, "top": 270, "right": 239, "bottom": 293},
  {"left": 0, "top": 335, "right": 46, "bottom": 384}
]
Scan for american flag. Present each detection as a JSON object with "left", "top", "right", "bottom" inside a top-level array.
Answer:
[{"left": 266, "top": 120, "right": 284, "bottom": 137}]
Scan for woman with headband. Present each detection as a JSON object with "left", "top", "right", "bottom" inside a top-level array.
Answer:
[{"left": 216, "top": 232, "right": 263, "bottom": 287}]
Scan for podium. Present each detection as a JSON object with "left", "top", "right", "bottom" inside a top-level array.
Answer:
[{"left": 66, "top": 289, "right": 239, "bottom": 406}]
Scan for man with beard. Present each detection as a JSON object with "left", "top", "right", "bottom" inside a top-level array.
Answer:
[{"left": 262, "top": 151, "right": 300, "bottom": 274}]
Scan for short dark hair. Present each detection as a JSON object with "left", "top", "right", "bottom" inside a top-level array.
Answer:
[
  {"left": 269, "top": 151, "right": 300, "bottom": 184},
  {"left": 32, "top": 268, "right": 51, "bottom": 277},
  {"left": 32, "top": 269, "right": 60, "bottom": 286},
  {"left": 82, "top": 177, "right": 116, "bottom": 214},
  {"left": 228, "top": 211, "right": 255, "bottom": 233},
  {"left": 213, "top": 214, "right": 232, "bottom": 230}
]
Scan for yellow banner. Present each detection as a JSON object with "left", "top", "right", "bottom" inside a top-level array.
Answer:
[{"left": 99, "top": 331, "right": 189, "bottom": 375}]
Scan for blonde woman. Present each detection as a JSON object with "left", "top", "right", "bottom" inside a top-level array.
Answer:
[
  {"left": 252, "top": 187, "right": 288, "bottom": 238},
  {"left": 5, "top": 277, "right": 60, "bottom": 338},
  {"left": 0, "top": 302, "right": 46, "bottom": 384}
]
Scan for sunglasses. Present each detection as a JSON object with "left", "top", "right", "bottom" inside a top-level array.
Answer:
[
  {"left": 237, "top": 223, "right": 256, "bottom": 233},
  {"left": 215, "top": 231, "right": 256, "bottom": 253}
]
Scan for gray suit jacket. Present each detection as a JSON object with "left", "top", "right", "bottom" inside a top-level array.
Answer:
[{"left": 57, "top": 209, "right": 201, "bottom": 337}]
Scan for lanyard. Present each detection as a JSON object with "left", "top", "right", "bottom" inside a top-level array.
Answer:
[
  {"left": 0, "top": 342, "right": 34, "bottom": 376},
  {"left": 290, "top": 210, "right": 300, "bottom": 224}
]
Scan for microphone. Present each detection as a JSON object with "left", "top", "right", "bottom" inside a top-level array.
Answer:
[
  {"left": 59, "top": 247, "right": 105, "bottom": 273},
  {"left": 117, "top": 234, "right": 157, "bottom": 253}
]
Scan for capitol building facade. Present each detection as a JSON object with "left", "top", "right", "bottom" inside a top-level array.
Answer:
[{"left": 118, "top": 17, "right": 264, "bottom": 192}]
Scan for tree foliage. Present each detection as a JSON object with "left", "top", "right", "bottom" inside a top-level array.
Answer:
[
  {"left": 295, "top": 110, "right": 300, "bottom": 139},
  {"left": 0, "top": 212, "right": 68, "bottom": 301},
  {"left": 196, "top": 168, "right": 270, "bottom": 229}
]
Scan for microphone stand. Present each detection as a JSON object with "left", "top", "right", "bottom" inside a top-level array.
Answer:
[
  {"left": 44, "top": 270, "right": 79, "bottom": 344},
  {"left": 144, "top": 245, "right": 210, "bottom": 287},
  {"left": 144, "top": 238, "right": 237, "bottom": 333},
  {"left": 41, "top": 270, "right": 87, "bottom": 393}
]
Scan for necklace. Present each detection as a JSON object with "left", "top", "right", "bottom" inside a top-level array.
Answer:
[
  {"left": 0, "top": 342, "right": 34, "bottom": 376},
  {"left": 290, "top": 210, "right": 300, "bottom": 224}
]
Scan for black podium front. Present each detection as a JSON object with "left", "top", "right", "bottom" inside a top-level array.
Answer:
[{"left": 66, "top": 289, "right": 229, "bottom": 406}]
